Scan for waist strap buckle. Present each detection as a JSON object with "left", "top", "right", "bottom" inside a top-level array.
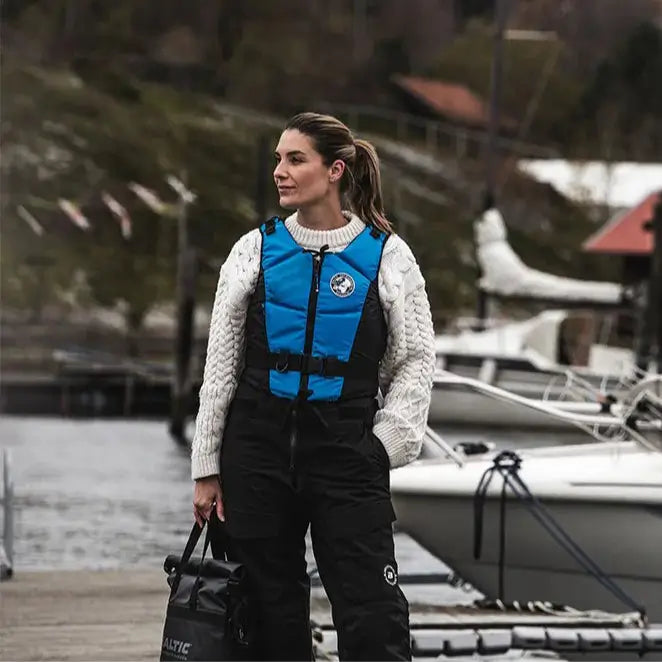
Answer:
[
  {"left": 301, "top": 355, "right": 327, "bottom": 376},
  {"left": 275, "top": 350, "right": 289, "bottom": 373}
]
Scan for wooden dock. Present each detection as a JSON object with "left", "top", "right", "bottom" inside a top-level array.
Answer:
[
  {"left": 1, "top": 569, "right": 166, "bottom": 661},
  {"left": 3, "top": 568, "right": 661, "bottom": 660}
]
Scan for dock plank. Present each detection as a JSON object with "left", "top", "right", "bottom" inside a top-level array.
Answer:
[
  {"left": 2, "top": 569, "right": 654, "bottom": 660},
  {"left": 1, "top": 569, "right": 166, "bottom": 660}
]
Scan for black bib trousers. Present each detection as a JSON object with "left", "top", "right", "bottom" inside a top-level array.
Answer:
[{"left": 217, "top": 388, "right": 411, "bottom": 661}]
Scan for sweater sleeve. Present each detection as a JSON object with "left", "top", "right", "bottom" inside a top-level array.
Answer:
[
  {"left": 191, "top": 229, "right": 261, "bottom": 480},
  {"left": 373, "top": 235, "right": 436, "bottom": 468}
]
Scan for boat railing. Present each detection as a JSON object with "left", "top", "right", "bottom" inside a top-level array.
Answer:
[
  {"left": 423, "top": 426, "right": 467, "bottom": 467},
  {"left": 541, "top": 370, "right": 601, "bottom": 404},
  {"left": 434, "top": 369, "right": 661, "bottom": 453}
]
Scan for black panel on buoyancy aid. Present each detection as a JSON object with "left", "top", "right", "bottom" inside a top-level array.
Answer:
[{"left": 240, "top": 217, "right": 388, "bottom": 402}]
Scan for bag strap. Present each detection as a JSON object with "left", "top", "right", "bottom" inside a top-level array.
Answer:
[
  {"left": 173, "top": 513, "right": 221, "bottom": 600},
  {"left": 187, "top": 522, "right": 213, "bottom": 610},
  {"left": 179, "top": 521, "right": 204, "bottom": 567},
  {"left": 179, "top": 511, "right": 230, "bottom": 568},
  {"left": 188, "top": 512, "right": 234, "bottom": 610},
  {"left": 209, "top": 512, "right": 231, "bottom": 560}
]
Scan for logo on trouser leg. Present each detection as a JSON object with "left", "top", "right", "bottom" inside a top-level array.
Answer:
[{"left": 383, "top": 564, "right": 398, "bottom": 586}]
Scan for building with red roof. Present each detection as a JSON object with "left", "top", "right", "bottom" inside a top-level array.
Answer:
[
  {"left": 392, "top": 75, "right": 517, "bottom": 131},
  {"left": 583, "top": 191, "right": 661, "bottom": 255},
  {"left": 583, "top": 191, "right": 661, "bottom": 287}
]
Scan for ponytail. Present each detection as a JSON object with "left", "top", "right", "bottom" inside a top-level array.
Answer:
[{"left": 348, "top": 139, "right": 393, "bottom": 234}]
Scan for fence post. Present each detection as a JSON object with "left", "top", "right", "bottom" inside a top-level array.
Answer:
[{"left": 1, "top": 448, "right": 14, "bottom": 579}]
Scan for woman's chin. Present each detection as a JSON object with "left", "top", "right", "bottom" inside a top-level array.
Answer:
[{"left": 278, "top": 196, "right": 297, "bottom": 209}]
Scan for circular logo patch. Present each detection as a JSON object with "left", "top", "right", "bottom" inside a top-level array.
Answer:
[
  {"left": 330, "top": 273, "right": 355, "bottom": 298},
  {"left": 383, "top": 564, "right": 398, "bottom": 586}
]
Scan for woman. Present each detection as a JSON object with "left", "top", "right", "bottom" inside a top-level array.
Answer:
[{"left": 192, "top": 112, "right": 435, "bottom": 660}]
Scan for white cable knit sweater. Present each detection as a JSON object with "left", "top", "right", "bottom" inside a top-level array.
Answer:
[{"left": 191, "top": 212, "right": 436, "bottom": 480}]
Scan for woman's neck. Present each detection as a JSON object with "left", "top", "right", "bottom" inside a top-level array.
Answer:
[{"left": 296, "top": 199, "right": 347, "bottom": 231}]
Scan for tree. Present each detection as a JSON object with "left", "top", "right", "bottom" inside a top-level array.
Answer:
[
  {"left": 572, "top": 21, "right": 662, "bottom": 160},
  {"left": 1, "top": 62, "right": 259, "bottom": 351}
]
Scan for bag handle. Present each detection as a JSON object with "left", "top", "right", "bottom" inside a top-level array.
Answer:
[
  {"left": 187, "top": 511, "right": 234, "bottom": 610},
  {"left": 188, "top": 522, "right": 214, "bottom": 610},
  {"left": 172, "top": 511, "right": 229, "bottom": 594},
  {"left": 169, "top": 522, "right": 204, "bottom": 594},
  {"left": 179, "top": 521, "right": 204, "bottom": 567},
  {"left": 179, "top": 510, "right": 229, "bottom": 566}
]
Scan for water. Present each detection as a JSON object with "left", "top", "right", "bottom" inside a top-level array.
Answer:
[
  {"left": 0, "top": 416, "right": 585, "bottom": 606},
  {"left": 0, "top": 417, "right": 195, "bottom": 570}
]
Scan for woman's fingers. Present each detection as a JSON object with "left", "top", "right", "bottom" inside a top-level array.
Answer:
[
  {"left": 215, "top": 499, "right": 225, "bottom": 522},
  {"left": 193, "top": 477, "right": 224, "bottom": 523}
]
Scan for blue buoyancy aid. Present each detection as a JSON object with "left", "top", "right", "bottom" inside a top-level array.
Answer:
[{"left": 241, "top": 217, "right": 389, "bottom": 402}]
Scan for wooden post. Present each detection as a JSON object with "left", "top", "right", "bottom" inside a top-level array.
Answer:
[
  {"left": 123, "top": 374, "right": 134, "bottom": 417},
  {"left": 170, "top": 176, "right": 197, "bottom": 445},
  {"left": 651, "top": 196, "right": 662, "bottom": 373},
  {"left": 476, "top": 191, "right": 496, "bottom": 329},
  {"left": 637, "top": 194, "right": 662, "bottom": 372},
  {"left": 1, "top": 449, "right": 14, "bottom": 579},
  {"left": 170, "top": 247, "right": 197, "bottom": 444},
  {"left": 476, "top": 289, "right": 489, "bottom": 331},
  {"left": 485, "top": 0, "right": 509, "bottom": 200}
]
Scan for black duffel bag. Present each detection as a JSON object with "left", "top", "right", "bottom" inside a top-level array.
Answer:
[{"left": 160, "top": 512, "right": 257, "bottom": 661}]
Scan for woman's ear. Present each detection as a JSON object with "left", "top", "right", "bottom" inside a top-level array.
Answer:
[{"left": 329, "top": 159, "right": 346, "bottom": 183}]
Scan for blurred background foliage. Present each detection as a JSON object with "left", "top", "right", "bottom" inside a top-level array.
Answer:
[{"left": 1, "top": 0, "right": 661, "bottom": 349}]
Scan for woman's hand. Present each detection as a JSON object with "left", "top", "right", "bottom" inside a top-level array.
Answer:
[{"left": 193, "top": 475, "right": 225, "bottom": 527}]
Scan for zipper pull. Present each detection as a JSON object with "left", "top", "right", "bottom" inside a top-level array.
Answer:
[{"left": 314, "top": 245, "right": 328, "bottom": 294}]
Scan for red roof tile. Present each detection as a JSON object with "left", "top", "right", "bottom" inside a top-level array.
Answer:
[
  {"left": 583, "top": 191, "right": 661, "bottom": 255},
  {"left": 392, "top": 75, "right": 517, "bottom": 129}
]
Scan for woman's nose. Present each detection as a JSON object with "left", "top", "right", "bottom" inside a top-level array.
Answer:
[{"left": 273, "top": 161, "right": 285, "bottom": 179}]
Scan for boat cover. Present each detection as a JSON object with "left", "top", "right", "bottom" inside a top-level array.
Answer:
[{"left": 475, "top": 208, "right": 623, "bottom": 304}]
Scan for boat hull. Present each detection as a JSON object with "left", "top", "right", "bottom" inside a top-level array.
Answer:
[
  {"left": 392, "top": 491, "right": 662, "bottom": 620},
  {"left": 430, "top": 353, "right": 630, "bottom": 429},
  {"left": 429, "top": 381, "right": 609, "bottom": 429}
]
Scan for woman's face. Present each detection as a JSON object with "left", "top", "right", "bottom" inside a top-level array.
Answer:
[{"left": 274, "top": 129, "right": 342, "bottom": 209}]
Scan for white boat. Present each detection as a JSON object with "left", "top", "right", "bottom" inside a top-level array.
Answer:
[
  {"left": 431, "top": 368, "right": 662, "bottom": 438},
  {"left": 431, "top": 309, "right": 651, "bottom": 428},
  {"left": 395, "top": 417, "right": 662, "bottom": 620},
  {"left": 430, "top": 205, "right": 655, "bottom": 428},
  {"left": 431, "top": 371, "right": 625, "bottom": 430},
  {"left": 426, "top": 372, "right": 662, "bottom": 459}
]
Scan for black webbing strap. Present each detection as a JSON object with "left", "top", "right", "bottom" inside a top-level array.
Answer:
[
  {"left": 264, "top": 217, "right": 278, "bottom": 235},
  {"left": 245, "top": 348, "right": 375, "bottom": 378}
]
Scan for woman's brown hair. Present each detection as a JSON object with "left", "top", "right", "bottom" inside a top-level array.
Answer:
[{"left": 284, "top": 112, "right": 393, "bottom": 234}]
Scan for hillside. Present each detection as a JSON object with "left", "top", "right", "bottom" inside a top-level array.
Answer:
[{"left": 1, "top": 60, "right": 619, "bottom": 369}]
